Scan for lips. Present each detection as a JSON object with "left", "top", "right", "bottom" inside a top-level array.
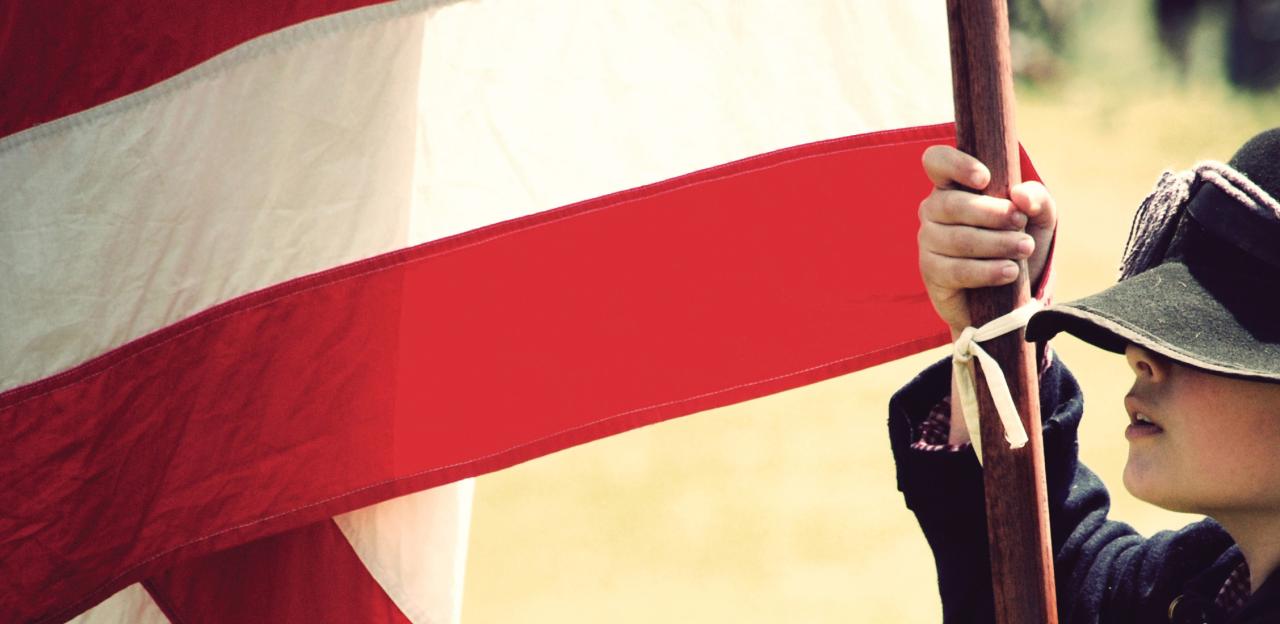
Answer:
[
  {"left": 1124, "top": 395, "right": 1164, "bottom": 439},
  {"left": 1129, "top": 412, "right": 1162, "bottom": 429},
  {"left": 1130, "top": 411, "right": 1157, "bottom": 426}
]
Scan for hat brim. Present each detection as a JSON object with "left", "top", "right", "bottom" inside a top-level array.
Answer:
[{"left": 1025, "top": 261, "right": 1280, "bottom": 382}]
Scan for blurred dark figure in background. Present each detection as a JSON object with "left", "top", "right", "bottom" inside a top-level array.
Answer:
[
  {"left": 1156, "top": 0, "right": 1280, "bottom": 90},
  {"left": 1008, "top": 0, "right": 1076, "bottom": 81}
]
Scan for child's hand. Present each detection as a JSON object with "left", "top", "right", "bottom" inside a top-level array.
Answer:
[{"left": 917, "top": 145, "right": 1057, "bottom": 337}]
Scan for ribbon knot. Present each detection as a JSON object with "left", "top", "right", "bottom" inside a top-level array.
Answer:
[
  {"left": 951, "top": 299, "right": 1043, "bottom": 465},
  {"left": 953, "top": 326, "right": 978, "bottom": 364}
]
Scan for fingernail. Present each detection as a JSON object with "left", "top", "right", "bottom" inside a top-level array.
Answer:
[
  {"left": 1011, "top": 213, "right": 1027, "bottom": 228},
  {"left": 1017, "top": 237, "right": 1034, "bottom": 256},
  {"left": 1002, "top": 264, "right": 1019, "bottom": 280}
]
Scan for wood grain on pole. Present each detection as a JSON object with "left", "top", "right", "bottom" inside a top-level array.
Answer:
[{"left": 945, "top": 0, "right": 1059, "bottom": 622}]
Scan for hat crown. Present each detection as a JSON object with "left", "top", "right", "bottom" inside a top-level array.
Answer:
[
  {"left": 1120, "top": 127, "right": 1280, "bottom": 279},
  {"left": 1227, "top": 127, "right": 1280, "bottom": 201},
  {"left": 1182, "top": 127, "right": 1280, "bottom": 271}
]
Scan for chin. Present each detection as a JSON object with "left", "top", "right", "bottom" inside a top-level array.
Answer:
[
  {"left": 1122, "top": 461, "right": 1201, "bottom": 513},
  {"left": 1122, "top": 463, "right": 1157, "bottom": 503}
]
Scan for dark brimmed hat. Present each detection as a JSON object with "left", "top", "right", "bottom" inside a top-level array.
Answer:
[{"left": 1025, "top": 128, "right": 1280, "bottom": 382}]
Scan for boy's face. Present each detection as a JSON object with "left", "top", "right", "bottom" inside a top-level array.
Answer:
[{"left": 1121, "top": 344, "right": 1280, "bottom": 516}]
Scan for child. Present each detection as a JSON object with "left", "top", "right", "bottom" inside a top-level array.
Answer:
[{"left": 893, "top": 128, "right": 1280, "bottom": 623}]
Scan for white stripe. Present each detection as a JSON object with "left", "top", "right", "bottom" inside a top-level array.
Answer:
[
  {"left": 67, "top": 584, "right": 169, "bottom": 624},
  {"left": 335, "top": 481, "right": 475, "bottom": 624},
  {"left": 408, "top": 0, "right": 953, "bottom": 244}
]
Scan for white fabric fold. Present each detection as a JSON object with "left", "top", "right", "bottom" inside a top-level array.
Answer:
[{"left": 951, "top": 299, "right": 1043, "bottom": 464}]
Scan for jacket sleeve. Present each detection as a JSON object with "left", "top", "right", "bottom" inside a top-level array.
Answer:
[{"left": 887, "top": 356, "right": 1234, "bottom": 623}]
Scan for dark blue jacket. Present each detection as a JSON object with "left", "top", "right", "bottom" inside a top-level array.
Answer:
[{"left": 888, "top": 357, "right": 1280, "bottom": 623}]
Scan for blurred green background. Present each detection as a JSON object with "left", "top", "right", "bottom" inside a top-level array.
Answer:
[{"left": 463, "top": 2, "right": 1280, "bottom": 621}]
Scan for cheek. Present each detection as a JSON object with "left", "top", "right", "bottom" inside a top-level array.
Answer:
[
  {"left": 1222, "top": 420, "right": 1280, "bottom": 498},
  {"left": 1172, "top": 402, "right": 1280, "bottom": 507}
]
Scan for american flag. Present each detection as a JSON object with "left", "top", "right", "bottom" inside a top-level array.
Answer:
[{"left": 1, "top": 1, "right": 972, "bottom": 621}]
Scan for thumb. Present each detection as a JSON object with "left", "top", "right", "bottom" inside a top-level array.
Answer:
[
  {"left": 1010, "top": 181, "right": 1057, "bottom": 237},
  {"left": 1010, "top": 181, "right": 1057, "bottom": 290}
]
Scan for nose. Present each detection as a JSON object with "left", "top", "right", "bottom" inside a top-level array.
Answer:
[{"left": 1125, "top": 343, "right": 1169, "bottom": 383}]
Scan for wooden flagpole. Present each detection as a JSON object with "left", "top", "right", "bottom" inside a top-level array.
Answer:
[{"left": 946, "top": 1, "right": 1059, "bottom": 622}]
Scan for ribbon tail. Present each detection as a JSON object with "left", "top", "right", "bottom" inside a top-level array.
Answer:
[
  {"left": 952, "top": 357, "right": 984, "bottom": 465},
  {"left": 972, "top": 345, "right": 1029, "bottom": 449}
]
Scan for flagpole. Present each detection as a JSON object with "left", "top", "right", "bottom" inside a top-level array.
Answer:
[{"left": 946, "top": 1, "right": 1058, "bottom": 622}]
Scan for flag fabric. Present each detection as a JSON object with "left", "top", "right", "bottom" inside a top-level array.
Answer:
[{"left": 0, "top": 1, "right": 1035, "bottom": 622}]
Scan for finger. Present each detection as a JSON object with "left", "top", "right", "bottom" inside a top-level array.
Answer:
[
  {"left": 922, "top": 145, "right": 991, "bottom": 190},
  {"left": 920, "top": 190, "right": 1027, "bottom": 230},
  {"left": 920, "top": 251, "right": 1020, "bottom": 289},
  {"left": 1009, "top": 181, "right": 1057, "bottom": 290},
  {"left": 1010, "top": 181, "right": 1057, "bottom": 230},
  {"left": 919, "top": 222, "right": 1034, "bottom": 261}
]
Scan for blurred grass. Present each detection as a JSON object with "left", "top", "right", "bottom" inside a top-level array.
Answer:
[{"left": 463, "top": 3, "right": 1280, "bottom": 621}]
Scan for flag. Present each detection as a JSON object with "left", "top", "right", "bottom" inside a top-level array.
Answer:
[{"left": 0, "top": 1, "right": 1035, "bottom": 622}]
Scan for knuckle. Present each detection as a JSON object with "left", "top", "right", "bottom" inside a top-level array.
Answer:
[
  {"left": 946, "top": 227, "right": 974, "bottom": 256},
  {"left": 918, "top": 222, "right": 943, "bottom": 252},
  {"left": 959, "top": 260, "right": 985, "bottom": 285},
  {"left": 933, "top": 258, "right": 961, "bottom": 287},
  {"left": 918, "top": 250, "right": 936, "bottom": 273},
  {"left": 942, "top": 191, "right": 960, "bottom": 218},
  {"left": 920, "top": 255, "right": 945, "bottom": 285}
]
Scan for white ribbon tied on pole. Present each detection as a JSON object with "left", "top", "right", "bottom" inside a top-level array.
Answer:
[{"left": 952, "top": 299, "right": 1043, "bottom": 465}]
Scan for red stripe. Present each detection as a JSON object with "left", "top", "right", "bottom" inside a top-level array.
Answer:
[
  {"left": 0, "top": 0, "right": 389, "bottom": 139},
  {"left": 144, "top": 520, "right": 413, "bottom": 624},
  {"left": 0, "top": 124, "right": 1039, "bottom": 622}
]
